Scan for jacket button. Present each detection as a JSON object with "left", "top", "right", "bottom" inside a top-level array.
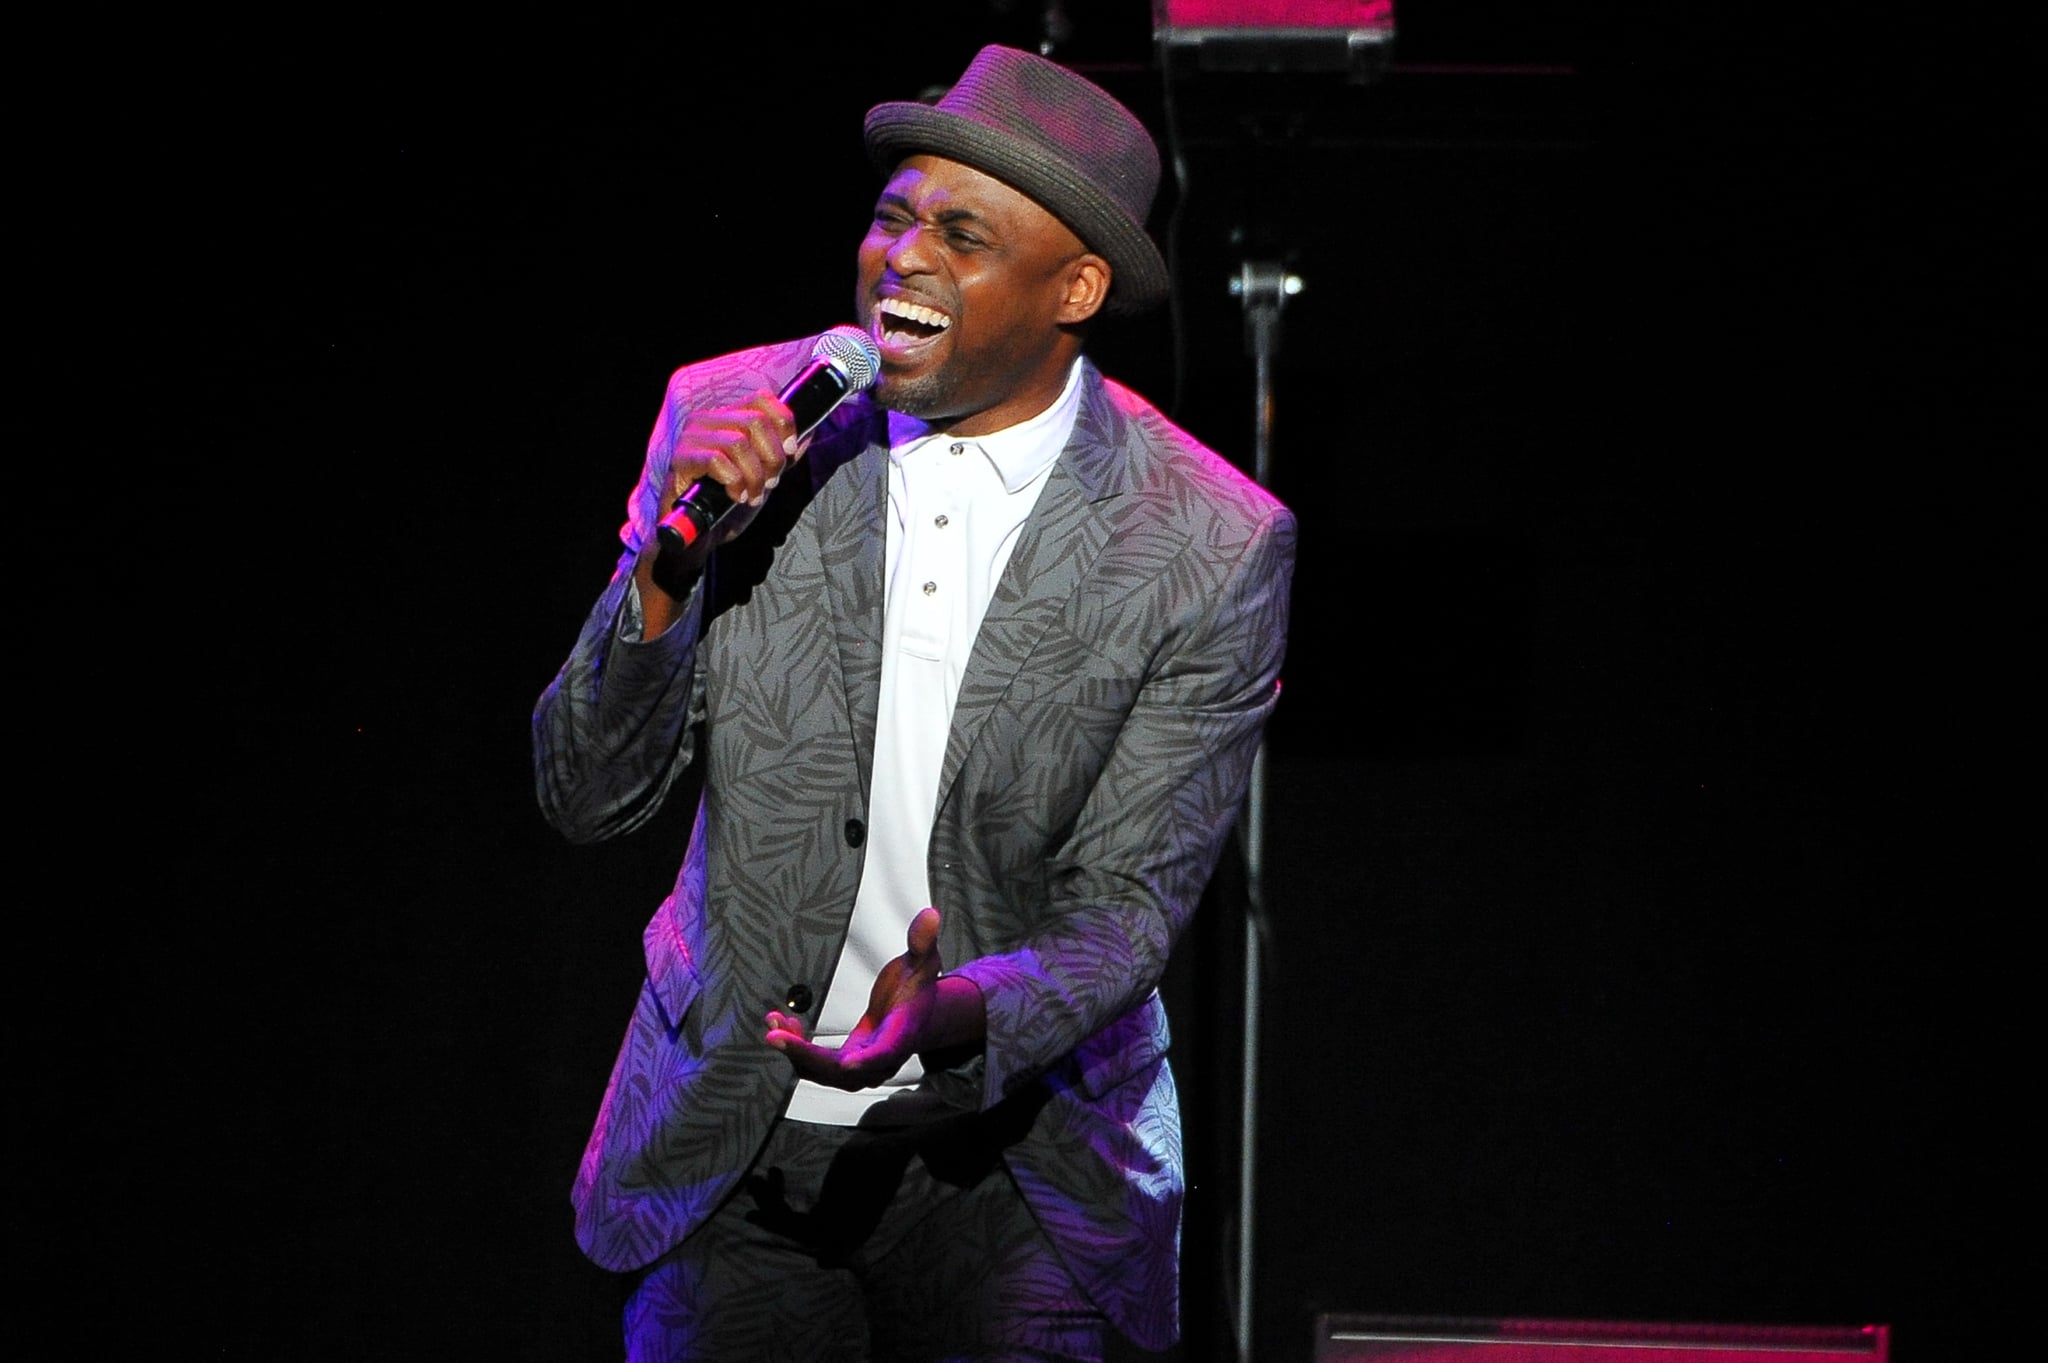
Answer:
[
  {"left": 844, "top": 818, "right": 865, "bottom": 847},
  {"left": 784, "top": 984, "right": 814, "bottom": 1013}
]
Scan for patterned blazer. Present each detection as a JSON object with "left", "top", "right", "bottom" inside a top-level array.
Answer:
[{"left": 534, "top": 337, "right": 1296, "bottom": 1350}]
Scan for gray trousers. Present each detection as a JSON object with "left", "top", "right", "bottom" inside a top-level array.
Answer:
[{"left": 622, "top": 1112, "right": 1116, "bottom": 1363}]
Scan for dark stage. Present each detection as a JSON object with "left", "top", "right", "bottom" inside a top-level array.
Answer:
[{"left": 57, "top": 3, "right": 2019, "bottom": 1359}]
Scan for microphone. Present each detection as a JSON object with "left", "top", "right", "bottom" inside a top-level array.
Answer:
[{"left": 655, "top": 326, "right": 883, "bottom": 573}]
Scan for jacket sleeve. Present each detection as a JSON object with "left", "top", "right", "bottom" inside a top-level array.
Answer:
[
  {"left": 949, "top": 498, "right": 1297, "bottom": 1108},
  {"left": 530, "top": 366, "right": 712, "bottom": 845}
]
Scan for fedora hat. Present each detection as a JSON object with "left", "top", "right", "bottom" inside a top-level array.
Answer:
[{"left": 863, "top": 45, "right": 1170, "bottom": 315}]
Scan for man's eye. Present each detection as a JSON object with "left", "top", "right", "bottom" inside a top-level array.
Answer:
[{"left": 945, "top": 230, "right": 983, "bottom": 249}]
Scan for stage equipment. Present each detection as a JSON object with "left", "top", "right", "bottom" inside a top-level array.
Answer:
[
  {"left": 1315, "top": 1315, "right": 1891, "bottom": 1362},
  {"left": 1152, "top": 7, "right": 1396, "bottom": 1361},
  {"left": 1156, "top": 0, "right": 1395, "bottom": 81}
]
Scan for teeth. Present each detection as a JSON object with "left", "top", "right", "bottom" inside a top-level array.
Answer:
[{"left": 877, "top": 298, "right": 951, "bottom": 330}]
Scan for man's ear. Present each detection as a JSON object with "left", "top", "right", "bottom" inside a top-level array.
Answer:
[{"left": 1055, "top": 254, "right": 1112, "bottom": 325}]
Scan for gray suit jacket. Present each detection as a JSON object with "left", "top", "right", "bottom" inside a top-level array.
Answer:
[{"left": 534, "top": 338, "right": 1295, "bottom": 1349}]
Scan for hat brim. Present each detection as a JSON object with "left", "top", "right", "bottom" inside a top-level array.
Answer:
[{"left": 864, "top": 103, "right": 1170, "bottom": 316}]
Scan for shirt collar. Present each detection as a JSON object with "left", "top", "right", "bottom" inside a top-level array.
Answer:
[{"left": 884, "top": 357, "right": 1085, "bottom": 494}]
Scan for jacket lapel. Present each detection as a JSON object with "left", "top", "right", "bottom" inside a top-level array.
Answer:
[
  {"left": 937, "top": 362, "right": 1130, "bottom": 808},
  {"left": 819, "top": 421, "right": 890, "bottom": 804}
]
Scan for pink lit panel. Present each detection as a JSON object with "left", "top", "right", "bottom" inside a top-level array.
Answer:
[{"left": 1158, "top": 1, "right": 1394, "bottom": 28}]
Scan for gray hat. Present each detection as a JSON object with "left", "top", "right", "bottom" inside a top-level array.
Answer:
[{"left": 863, "top": 45, "right": 1170, "bottom": 315}]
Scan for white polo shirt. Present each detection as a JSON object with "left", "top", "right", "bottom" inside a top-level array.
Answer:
[{"left": 786, "top": 357, "right": 1085, "bottom": 1124}]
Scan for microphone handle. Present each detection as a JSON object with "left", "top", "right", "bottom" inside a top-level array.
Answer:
[{"left": 654, "top": 358, "right": 857, "bottom": 568}]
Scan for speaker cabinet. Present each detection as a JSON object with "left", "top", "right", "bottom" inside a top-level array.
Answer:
[{"left": 1315, "top": 1315, "right": 1890, "bottom": 1362}]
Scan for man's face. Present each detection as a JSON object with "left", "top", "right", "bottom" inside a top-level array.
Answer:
[{"left": 856, "top": 155, "right": 1108, "bottom": 437}]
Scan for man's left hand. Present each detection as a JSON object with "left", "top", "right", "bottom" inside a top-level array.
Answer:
[{"left": 766, "top": 907, "right": 985, "bottom": 1090}]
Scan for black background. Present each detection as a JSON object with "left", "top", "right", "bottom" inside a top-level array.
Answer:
[{"left": 46, "top": 2, "right": 2024, "bottom": 1359}]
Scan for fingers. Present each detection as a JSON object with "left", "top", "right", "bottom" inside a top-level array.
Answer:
[
  {"left": 906, "top": 906, "right": 940, "bottom": 958},
  {"left": 764, "top": 1009, "right": 808, "bottom": 1042},
  {"left": 763, "top": 1030, "right": 830, "bottom": 1076},
  {"left": 764, "top": 1028, "right": 888, "bottom": 1092},
  {"left": 763, "top": 1013, "right": 833, "bottom": 1076},
  {"left": 672, "top": 390, "right": 799, "bottom": 509}
]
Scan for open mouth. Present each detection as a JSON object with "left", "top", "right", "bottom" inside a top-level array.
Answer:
[{"left": 873, "top": 297, "right": 952, "bottom": 351}]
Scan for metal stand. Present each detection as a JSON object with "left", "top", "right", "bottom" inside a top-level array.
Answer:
[{"left": 1227, "top": 259, "right": 1301, "bottom": 1363}]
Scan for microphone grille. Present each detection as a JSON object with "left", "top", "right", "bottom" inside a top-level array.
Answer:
[{"left": 814, "top": 325, "right": 883, "bottom": 392}]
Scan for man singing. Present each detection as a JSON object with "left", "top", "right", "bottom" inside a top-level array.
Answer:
[{"left": 535, "top": 44, "right": 1295, "bottom": 1362}]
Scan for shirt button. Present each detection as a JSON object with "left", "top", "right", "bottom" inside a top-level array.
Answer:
[
  {"left": 934, "top": 514, "right": 949, "bottom": 528},
  {"left": 949, "top": 442, "right": 966, "bottom": 456},
  {"left": 844, "top": 818, "right": 865, "bottom": 847},
  {"left": 784, "top": 984, "right": 814, "bottom": 1013},
  {"left": 922, "top": 581, "right": 938, "bottom": 596}
]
